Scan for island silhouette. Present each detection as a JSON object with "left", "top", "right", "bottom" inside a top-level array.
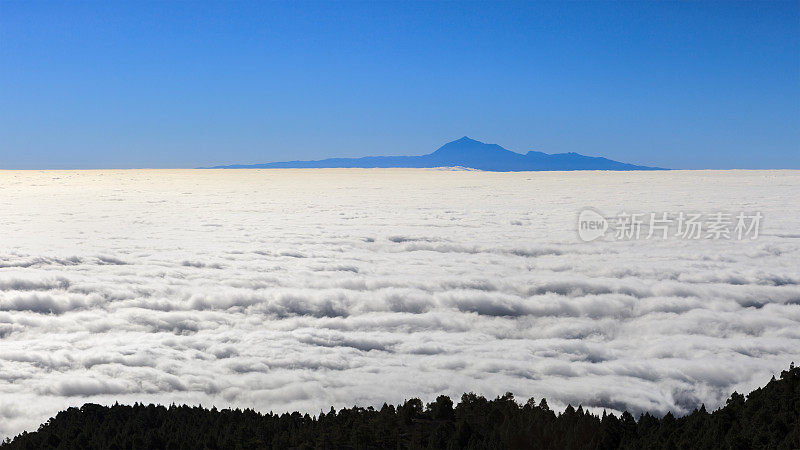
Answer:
[{"left": 207, "top": 137, "right": 664, "bottom": 171}]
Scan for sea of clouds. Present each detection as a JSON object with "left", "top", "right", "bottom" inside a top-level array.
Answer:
[{"left": 0, "top": 168, "right": 798, "bottom": 437}]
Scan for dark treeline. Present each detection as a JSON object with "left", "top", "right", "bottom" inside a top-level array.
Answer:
[{"left": 4, "top": 364, "right": 799, "bottom": 449}]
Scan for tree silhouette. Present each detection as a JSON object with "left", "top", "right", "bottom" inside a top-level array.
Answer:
[{"left": 3, "top": 363, "right": 799, "bottom": 449}]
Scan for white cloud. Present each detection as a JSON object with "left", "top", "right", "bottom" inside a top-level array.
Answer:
[{"left": 0, "top": 169, "right": 798, "bottom": 437}]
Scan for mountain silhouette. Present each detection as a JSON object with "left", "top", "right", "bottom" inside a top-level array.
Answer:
[{"left": 208, "top": 137, "right": 664, "bottom": 171}]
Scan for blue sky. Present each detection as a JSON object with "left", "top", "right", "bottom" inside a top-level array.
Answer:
[{"left": 1, "top": 1, "right": 798, "bottom": 169}]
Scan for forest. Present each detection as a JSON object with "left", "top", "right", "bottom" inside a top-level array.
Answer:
[{"left": 3, "top": 364, "right": 798, "bottom": 449}]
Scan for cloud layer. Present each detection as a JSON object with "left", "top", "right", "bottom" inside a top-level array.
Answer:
[{"left": 0, "top": 168, "right": 798, "bottom": 437}]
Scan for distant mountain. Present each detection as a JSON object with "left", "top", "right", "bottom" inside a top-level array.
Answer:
[{"left": 207, "top": 137, "right": 664, "bottom": 171}]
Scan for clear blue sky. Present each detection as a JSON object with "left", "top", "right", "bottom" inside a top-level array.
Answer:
[{"left": 1, "top": 1, "right": 798, "bottom": 169}]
